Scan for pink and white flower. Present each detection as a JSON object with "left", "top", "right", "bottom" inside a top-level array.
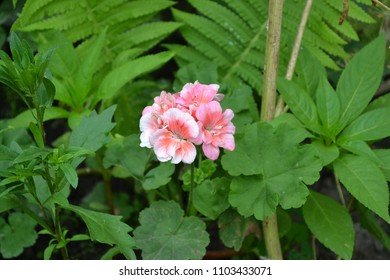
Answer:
[
  {"left": 140, "top": 91, "right": 178, "bottom": 148},
  {"left": 150, "top": 108, "right": 199, "bottom": 164},
  {"left": 139, "top": 82, "right": 235, "bottom": 164},
  {"left": 176, "top": 81, "right": 223, "bottom": 116},
  {"left": 194, "top": 101, "right": 235, "bottom": 160}
]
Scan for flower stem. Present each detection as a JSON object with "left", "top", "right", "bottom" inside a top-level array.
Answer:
[{"left": 260, "top": 0, "right": 284, "bottom": 260}]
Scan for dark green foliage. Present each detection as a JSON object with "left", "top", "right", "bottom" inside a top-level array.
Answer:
[{"left": 169, "top": 0, "right": 375, "bottom": 94}]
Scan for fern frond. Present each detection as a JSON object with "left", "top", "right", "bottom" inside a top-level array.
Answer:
[
  {"left": 325, "top": 0, "right": 375, "bottom": 23},
  {"left": 13, "top": 0, "right": 178, "bottom": 68},
  {"left": 13, "top": 0, "right": 54, "bottom": 27},
  {"left": 173, "top": 0, "right": 377, "bottom": 93},
  {"left": 110, "top": 22, "right": 183, "bottom": 53}
]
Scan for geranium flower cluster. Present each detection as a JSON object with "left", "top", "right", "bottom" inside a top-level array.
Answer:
[{"left": 139, "top": 81, "right": 235, "bottom": 164}]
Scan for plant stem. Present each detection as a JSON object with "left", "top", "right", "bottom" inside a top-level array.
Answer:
[
  {"left": 260, "top": 0, "right": 284, "bottom": 260},
  {"left": 186, "top": 162, "right": 195, "bottom": 216},
  {"left": 372, "top": 0, "right": 390, "bottom": 12},
  {"left": 312, "top": 235, "right": 317, "bottom": 260},
  {"left": 275, "top": 0, "right": 313, "bottom": 117},
  {"left": 54, "top": 205, "right": 69, "bottom": 259},
  {"left": 334, "top": 174, "right": 346, "bottom": 208},
  {"left": 96, "top": 153, "right": 114, "bottom": 215}
]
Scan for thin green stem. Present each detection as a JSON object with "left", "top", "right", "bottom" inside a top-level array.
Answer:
[
  {"left": 54, "top": 205, "right": 69, "bottom": 259},
  {"left": 334, "top": 174, "right": 346, "bottom": 208},
  {"left": 260, "top": 0, "right": 284, "bottom": 260},
  {"left": 96, "top": 153, "right": 114, "bottom": 215},
  {"left": 275, "top": 0, "right": 313, "bottom": 117},
  {"left": 312, "top": 235, "right": 317, "bottom": 260}
]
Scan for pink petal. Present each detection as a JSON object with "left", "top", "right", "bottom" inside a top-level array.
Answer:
[
  {"left": 218, "top": 133, "right": 235, "bottom": 151},
  {"left": 202, "top": 143, "right": 220, "bottom": 161},
  {"left": 195, "top": 101, "right": 222, "bottom": 125},
  {"left": 139, "top": 113, "right": 156, "bottom": 132},
  {"left": 172, "top": 141, "right": 197, "bottom": 164},
  {"left": 222, "top": 109, "right": 234, "bottom": 123},
  {"left": 152, "top": 130, "right": 177, "bottom": 162},
  {"left": 163, "top": 108, "right": 199, "bottom": 139}
]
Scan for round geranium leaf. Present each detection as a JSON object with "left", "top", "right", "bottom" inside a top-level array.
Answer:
[{"left": 134, "top": 200, "right": 209, "bottom": 260}]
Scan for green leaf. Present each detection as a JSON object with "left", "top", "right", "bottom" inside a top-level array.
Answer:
[
  {"left": 182, "top": 159, "right": 217, "bottom": 190},
  {"left": 295, "top": 48, "right": 327, "bottom": 97},
  {"left": 193, "top": 178, "right": 230, "bottom": 220},
  {"left": 277, "top": 78, "right": 321, "bottom": 133},
  {"left": 311, "top": 141, "right": 339, "bottom": 166},
  {"left": 365, "top": 93, "right": 390, "bottom": 112},
  {"left": 60, "top": 163, "right": 78, "bottom": 188},
  {"left": 43, "top": 243, "right": 57, "bottom": 260},
  {"left": 29, "top": 123, "right": 44, "bottom": 148},
  {"left": 303, "top": 191, "right": 354, "bottom": 260},
  {"left": 0, "top": 212, "right": 38, "bottom": 259},
  {"left": 315, "top": 76, "right": 340, "bottom": 135},
  {"left": 0, "top": 197, "right": 18, "bottom": 213},
  {"left": 358, "top": 203, "right": 390, "bottom": 252},
  {"left": 334, "top": 154, "right": 390, "bottom": 222},
  {"left": 373, "top": 149, "right": 390, "bottom": 181},
  {"left": 103, "top": 134, "right": 150, "bottom": 181},
  {"left": 222, "top": 122, "right": 322, "bottom": 220},
  {"left": 222, "top": 85, "right": 259, "bottom": 128},
  {"left": 336, "top": 34, "right": 386, "bottom": 131},
  {"left": 13, "top": 146, "right": 49, "bottom": 163},
  {"left": 36, "top": 78, "right": 55, "bottom": 109},
  {"left": 217, "top": 209, "right": 259, "bottom": 251},
  {"left": 277, "top": 208, "right": 292, "bottom": 238},
  {"left": 69, "top": 105, "right": 116, "bottom": 166},
  {"left": 60, "top": 202, "right": 136, "bottom": 260},
  {"left": 338, "top": 108, "right": 390, "bottom": 142},
  {"left": 339, "top": 140, "right": 379, "bottom": 161},
  {"left": 96, "top": 51, "right": 174, "bottom": 103},
  {"left": 134, "top": 200, "right": 209, "bottom": 259},
  {"left": 142, "top": 163, "right": 175, "bottom": 190},
  {"left": 9, "top": 107, "right": 70, "bottom": 128},
  {"left": 174, "top": 62, "right": 218, "bottom": 90}
]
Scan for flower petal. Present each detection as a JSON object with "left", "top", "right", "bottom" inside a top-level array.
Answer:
[
  {"left": 163, "top": 108, "right": 199, "bottom": 139},
  {"left": 202, "top": 143, "right": 220, "bottom": 160}
]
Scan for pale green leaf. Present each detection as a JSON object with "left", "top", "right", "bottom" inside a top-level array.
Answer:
[
  {"left": 217, "top": 209, "right": 259, "bottom": 251},
  {"left": 338, "top": 108, "right": 390, "bottom": 142},
  {"left": 222, "top": 122, "right": 322, "bottom": 220},
  {"left": 295, "top": 48, "right": 327, "bottom": 97},
  {"left": 334, "top": 154, "right": 390, "bottom": 222},
  {"left": 303, "top": 191, "right": 354, "bottom": 259},
  {"left": 9, "top": 107, "right": 70, "bottom": 128},
  {"left": 278, "top": 78, "right": 321, "bottom": 133},
  {"left": 142, "top": 163, "right": 175, "bottom": 190},
  {"left": 315, "top": 75, "right": 340, "bottom": 135},
  {"left": 60, "top": 163, "right": 78, "bottom": 188},
  {"left": 0, "top": 212, "right": 38, "bottom": 259},
  {"left": 336, "top": 34, "right": 386, "bottom": 131},
  {"left": 311, "top": 141, "right": 339, "bottom": 166},
  {"left": 365, "top": 93, "right": 390, "bottom": 112},
  {"left": 61, "top": 203, "right": 136, "bottom": 260},
  {"left": 96, "top": 51, "right": 174, "bottom": 103},
  {"left": 193, "top": 178, "right": 230, "bottom": 220},
  {"left": 134, "top": 200, "right": 209, "bottom": 259},
  {"left": 69, "top": 105, "right": 116, "bottom": 162},
  {"left": 103, "top": 134, "right": 150, "bottom": 181},
  {"left": 373, "top": 149, "right": 390, "bottom": 181}
]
